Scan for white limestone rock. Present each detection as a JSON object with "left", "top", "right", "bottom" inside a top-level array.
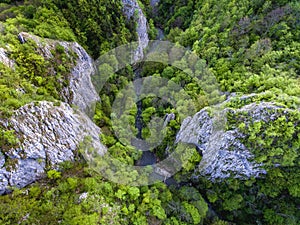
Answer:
[
  {"left": 175, "top": 102, "right": 291, "bottom": 180},
  {"left": 0, "top": 47, "right": 14, "bottom": 68},
  {"left": 0, "top": 101, "right": 106, "bottom": 194},
  {"left": 18, "top": 32, "right": 100, "bottom": 114},
  {"left": 122, "top": 0, "right": 149, "bottom": 62}
]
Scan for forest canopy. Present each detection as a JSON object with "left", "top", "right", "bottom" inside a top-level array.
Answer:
[{"left": 0, "top": 0, "right": 299, "bottom": 225}]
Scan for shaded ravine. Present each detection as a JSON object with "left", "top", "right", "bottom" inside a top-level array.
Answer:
[
  {"left": 121, "top": 0, "right": 158, "bottom": 166},
  {"left": 133, "top": 64, "right": 158, "bottom": 166},
  {"left": 127, "top": 2, "right": 178, "bottom": 187},
  {"left": 127, "top": 0, "right": 180, "bottom": 186},
  {"left": 123, "top": 0, "right": 183, "bottom": 187},
  {"left": 123, "top": 0, "right": 229, "bottom": 219},
  {"left": 133, "top": 67, "right": 143, "bottom": 140}
]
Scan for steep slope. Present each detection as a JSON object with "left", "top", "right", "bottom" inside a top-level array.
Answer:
[
  {"left": 176, "top": 93, "right": 300, "bottom": 224},
  {"left": 0, "top": 0, "right": 299, "bottom": 224},
  {"left": 0, "top": 31, "right": 107, "bottom": 194},
  {"left": 0, "top": 101, "right": 106, "bottom": 195},
  {"left": 17, "top": 32, "right": 100, "bottom": 114},
  {"left": 122, "top": 0, "right": 149, "bottom": 61}
]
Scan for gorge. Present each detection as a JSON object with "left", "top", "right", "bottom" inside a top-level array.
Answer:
[{"left": 0, "top": 0, "right": 299, "bottom": 224}]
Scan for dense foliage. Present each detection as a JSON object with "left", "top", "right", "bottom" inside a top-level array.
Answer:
[
  {"left": 156, "top": 0, "right": 300, "bottom": 95},
  {"left": 0, "top": 0, "right": 133, "bottom": 151},
  {"left": 152, "top": 0, "right": 300, "bottom": 224},
  {"left": 0, "top": 0, "right": 299, "bottom": 224},
  {"left": 0, "top": 162, "right": 208, "bottom": 225}
]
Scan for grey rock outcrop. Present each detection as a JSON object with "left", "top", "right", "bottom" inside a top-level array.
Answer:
[
  {"left": 0, "top": 34, "right": 105, "bottom": 195},
  {"left": 0, "top": 101, "right": 106, "bottom": 195},
  {"left": 122, "top": 0, "right": 149, "bottom": 62},
  {"left": 18, "top": 32, "right": 100, "bottom": 114},
  {"left": 0, "top": 47, "right": 14, "bottom": 68},
  {"left": 175, "top": 102, "right": 291, "bottom": 180}
]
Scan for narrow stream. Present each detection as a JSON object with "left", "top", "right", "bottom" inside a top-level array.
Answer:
[
  {"left": 131, "top": 1, "right": 178, "bottom": 187},
  {"left": 132, "top": 0, "right": 162, "bottom": 167},
  {"left": 133, "top": 66, "right": 158, "bottom": 166},
  {"left": 133, "top": 67, "right": 143, "bottom": 139},
  {"left": 156, "top": 28, "right": 165, "bottom": 40}
]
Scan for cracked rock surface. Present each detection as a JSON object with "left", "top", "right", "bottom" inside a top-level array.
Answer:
[
  {"left": 175, "top": 102, "right": 291, "bottom": 180},
  {"left": 0, "top": 101, "right": 106, "bottom": 195},
  {"left": 0, "top": 34, "right": 105, "bottom": 195}
]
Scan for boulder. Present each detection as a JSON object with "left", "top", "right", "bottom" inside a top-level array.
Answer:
[{"left": 0, "top": 47, "right": 14, "bottom": 68}]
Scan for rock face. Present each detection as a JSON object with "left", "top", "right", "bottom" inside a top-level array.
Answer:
[
  {"left": 122, "top": 0, "right": 149, "bottom": 61},
  {"left": 0, "top": 48, "right": 14, "bottom": 68},
  {"left": 0, "top": 101, "right": 106, "bottom": 195},
  {"left": 19, "top": 32, "right": 100, "bottom": 115},
  {"left": 0, "top": 34, "right": 105, "bottom": 195},
  {"left": 175, "top": 102, "right": 291, "bottom": 180}
]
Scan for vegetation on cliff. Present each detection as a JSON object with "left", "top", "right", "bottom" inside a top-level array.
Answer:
[{"left": 0, "top": 0, "right": 299, "bottom": 224}]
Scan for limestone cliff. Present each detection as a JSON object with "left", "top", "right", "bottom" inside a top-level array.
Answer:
[
  {"left": 0, "top": 34, "right": 105, "bottom": 194},
  {"left": 0, "top": 101, "right": 106, "bottom": 195},
  {"left": 18, "top": 32, "right": 100, "bottom": 115},
  {"left": 176, "top": 100, "right": 299, "bottom": 180},
  {"left": 122, "top": 0, "right": 149, "bottom": 61}
]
